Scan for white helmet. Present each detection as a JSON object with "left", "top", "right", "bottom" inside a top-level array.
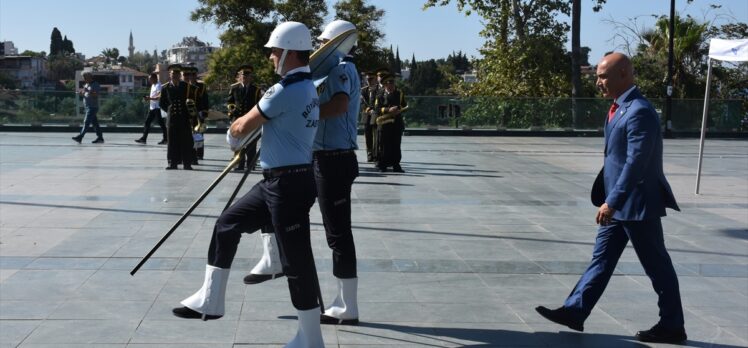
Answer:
[
  {"left": 318, "top": 20, "right": 357, "bottom": 42},
  {"left": 265, "top": 21, "right": 313, "bottom": 51}
]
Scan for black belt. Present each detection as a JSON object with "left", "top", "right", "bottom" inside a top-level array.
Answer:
[
  {"left": 313, "top": 149, "right": 355, "bottom": 158},
  {"left": 262, "top": 164, "right": 311, "bottom": 179}
]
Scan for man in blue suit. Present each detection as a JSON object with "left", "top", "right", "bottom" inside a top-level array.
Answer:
[{"left": 535, "top": 52, "right": 687, "bottom": 344}]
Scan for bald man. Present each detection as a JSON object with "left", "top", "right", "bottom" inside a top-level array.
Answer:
[{"left": 535, "top": 53, "right": 686, "bottom": 344}]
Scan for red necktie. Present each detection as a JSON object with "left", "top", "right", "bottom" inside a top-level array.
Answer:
[{"left": 608, "top": 102, "right": 619, "bottom": 122}]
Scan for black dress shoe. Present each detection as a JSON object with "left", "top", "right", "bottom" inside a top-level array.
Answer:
[
  {"left": 535, "top": 306, "right": 584, "bottom": 332},
  {"left": 183, "top": 165, "right": 193, "bottom": 170},
  {"left": 172, "top": 306, "right": 222, "bottom": 320},
  {"left": 72, "top": 136, "right": 82, "bottom": 143},
  {"left": 135, "top": 138, "right": 146, "bottom": 144},
  {"left": 165, "top": 165, "right": 178, "bottom": 170},
  {"left": 243, "top": 273, "right": 284, "bottom": 284},
  {"left": 635, "top": 323, "right": 687, "bottom": 343},
  {"left": 158, "top": 139, "right": 167, "bottom": 145},
  {"left": 320, "top": 314, "right": 359, "bottom": 325},
  {"left": 91, "top": 138, "right": 105, "bottom": 144},
  {"left": 377, "top": 167, "right": 387, "bottom": 173},
  {"left": 392, "top": 165, "right": 405, "bottom": 173}
]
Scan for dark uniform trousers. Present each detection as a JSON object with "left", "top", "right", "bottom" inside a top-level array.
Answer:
[
  {"left": 377, "top": 117, "right": 404, "bottom": 168},
  {"left": 167, "top": 114, "right": 194, "bottom": 166},
  {"left": 363, "top": 123, "right": 375, "bottom": 160},
  {"left": 208, "top": 165, "right": 320, "bottom": 310},
  {"left": 142, "top": 108, "right": 167, "bottom": 141},
  {"left": 313, "top": 150, "right": 359, "bottom": 278},
  {"left": 228, "top": 83, "right": 261, "bottom": 170}
]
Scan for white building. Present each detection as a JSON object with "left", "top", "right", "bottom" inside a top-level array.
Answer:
[
  {"left": 1, "top": 41, "right": 19, "bottom": 56},
  {"left": 0, "top": 56, "right": 47, "bottom": 89},
  {"left": 166, "top": 37, "right": 218, "bottom": 73},
  {"left": 75, "top": 65, "right": 148, "bottom": 93}
]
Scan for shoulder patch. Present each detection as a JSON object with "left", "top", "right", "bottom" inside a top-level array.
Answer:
[{"left": 263, "top": 86, "right": 276, "bottom": 98}]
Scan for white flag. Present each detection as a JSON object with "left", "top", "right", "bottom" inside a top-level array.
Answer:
[{"left": 708, "top": 39, "right": 748, "bottom": 62}]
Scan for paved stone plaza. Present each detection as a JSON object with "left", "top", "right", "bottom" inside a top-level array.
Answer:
[{"left": 0, "top": 132, "right": 746, "bottom": 347}]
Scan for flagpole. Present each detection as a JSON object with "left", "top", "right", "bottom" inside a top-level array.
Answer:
[{"left": 695, "top": 58, "right": 713, "bottom": 195}]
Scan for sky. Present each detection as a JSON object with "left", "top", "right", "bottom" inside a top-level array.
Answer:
[{"left": 1, "top": 0, "right": 746, "bottom": 64}]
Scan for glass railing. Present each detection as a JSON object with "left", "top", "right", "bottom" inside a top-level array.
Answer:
[{"left": 1, "top": 90, "right": 745, "bottom": 132}]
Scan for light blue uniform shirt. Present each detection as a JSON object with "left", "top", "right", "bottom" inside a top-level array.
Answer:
[
  {"left": 313, "top": 55, "right": 360, "bottom": 151},
  {"left": 257, "top": 66, "right": 319, "bottom": 169}
]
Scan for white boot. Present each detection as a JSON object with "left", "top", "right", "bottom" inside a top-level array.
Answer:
[
  {"left": 179, "top": 265, "right": 230, "bottom": 318},
  {"left": 285, "top": 307, "right": 324, "bottom": 348},
  {"left": 245, "top": 233, "right": 284, "bottom": 284},
  {"left": 321, "top": 277, "right": 358, "bottom": 324}
]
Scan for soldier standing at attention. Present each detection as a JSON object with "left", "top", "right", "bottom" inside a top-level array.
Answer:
[
  {"left": 374, "top": 73, "right": 407, "bottom": 173},
  {"left": 172, "top": 21, "right": 324, "bottom": 347},
  {"left": 160, "top": 64, "right": 194, "bottom": 170},
  {"left": 183, "top": 66, "right": 209, "bottom": 163},
  {"left": 360, "top": 71, "right": 378, "bottom": 162},
  {"left": 227, "top": 65, "right": 262, "bottom": 172},
  {"left": 313, "top": 20, "right": 362, "bottom": 326}
]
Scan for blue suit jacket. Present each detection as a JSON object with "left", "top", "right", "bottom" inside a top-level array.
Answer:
[{"left": 591, "top": 88, "right": 680, "bottom": 221}]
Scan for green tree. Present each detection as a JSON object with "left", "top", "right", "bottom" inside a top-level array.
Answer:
[
  {"left": 633, "top": 14, "right": 708, "bottom": 98},
  {"left": 20, "top": 50, "right": 46, "bottom": 58},
  {"left": 424, "top": 0, "right": 572, "bottom": 97},
  {"left": 276, "top": 0, "right": 328, "bottom": 38},
  {"left": 50, "top": 27, "right": 63, "bottom": 56},
  {"left": 332, "top": 0, "right": 387, "bottom": 72},
  {"left": 62, "top": 35, "right": 75, "bottom": 55},
  {"left": 0, "top": 71, "right": 17, "bottom": 89},
  {"left": 191, "top": 1, "right": 326, "bottom": 88},
  {"left": 101, "top": 48, "right": 120, "bottom": 61},
  {"left": 47, "top": 55, "right": 83, "bottom": 81}
]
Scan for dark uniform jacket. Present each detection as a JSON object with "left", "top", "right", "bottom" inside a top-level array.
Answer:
[
  {"left": 226, "top": 82, "right": 261, "bottom": 120},
  {"left": 160, "top": 81, "right": 191, "bottom": 126},
  {"left": 374, "top": 88, "right": 407, "bottom": 127},
  {"left": 360, "top": 85, "right": 379, "bottom": 125}
]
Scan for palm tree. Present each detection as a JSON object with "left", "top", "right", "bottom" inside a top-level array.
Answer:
[
  {"left": 101, "top": 48, "right": 120, "bottom": 64},
  {"left": 639, "top": 15, "right": 707, "bottom": 97}
]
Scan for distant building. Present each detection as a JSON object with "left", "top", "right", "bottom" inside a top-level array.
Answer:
[
  {"left": 0, "top": 56, "right": 48, "bottom": 89},
  {"left": 75, "top": 65, "right": 148, "bottom": 93},
  {"left": 1, "top": 41, "right": 19, "bottom": 56},
  {"left": 462, "top": 70, "right": 478, "bottom": 83},
  {"left": 166, "top": 37, "right": 218, "bottom": 73},
  {"left": 400, "top": 67, "right": 411, "bottom": 80}
]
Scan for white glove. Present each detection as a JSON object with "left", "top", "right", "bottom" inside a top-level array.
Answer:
[{"left": 226, "top": 129, "right": 242, "bottom": 152}]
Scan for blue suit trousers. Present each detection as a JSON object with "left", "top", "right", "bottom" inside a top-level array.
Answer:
[{"left": 563, "top": 218, "right": 685, "bottom": 328}]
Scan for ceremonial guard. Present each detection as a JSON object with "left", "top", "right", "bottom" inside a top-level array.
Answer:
[
  {"left": 360, "top": 71, "right": 378, "bottom": 162},
  {"left": 183, "top": 66, "right": 209, "bottom": 162},
  {"left": 314, "top": 20, "right": 361, "bottom": 325},
  {"left": 172, "top": 22, "right": 324, "bottom": 347},
  {"left": 160, "top": 64, "right": 195, "bottom": 170},
  {"left": 227, "top": 65, "right": 262, "bottom": 171},
  {"left": 373, "top": 73, "right": 407, "bottom": 172}
]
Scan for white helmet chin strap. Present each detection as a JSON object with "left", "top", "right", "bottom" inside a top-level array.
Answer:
[{"left": 276, "top": 49, "right": 289, "bottom": 76}]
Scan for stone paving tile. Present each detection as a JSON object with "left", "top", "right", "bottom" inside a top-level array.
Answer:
[{"left": 1, "top": 133, "right": 746, "bottom": 347}]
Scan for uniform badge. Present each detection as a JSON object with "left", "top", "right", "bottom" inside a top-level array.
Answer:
[{"left": 263, "top": 86, "right": 276, "bottom": 98}]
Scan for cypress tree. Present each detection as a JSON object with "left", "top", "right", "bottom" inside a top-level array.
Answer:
[{"left": 50, "top": 27, "right": 63, "bottom": 56}]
